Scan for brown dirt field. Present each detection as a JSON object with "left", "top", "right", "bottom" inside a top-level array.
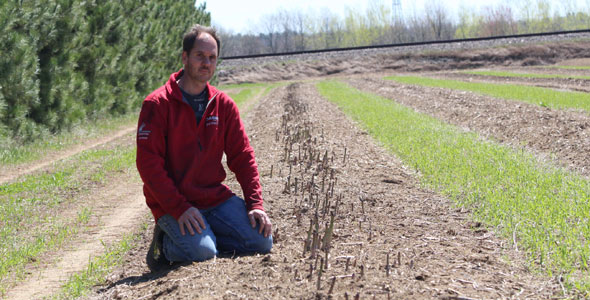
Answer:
[
  {"left": 83, "top": 83, "right": 567, "bottom": 299},
  {"left": 557, "top": 58, "right": 590, "bottom": 66}
]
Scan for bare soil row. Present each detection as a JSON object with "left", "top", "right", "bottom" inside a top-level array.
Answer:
[{"left": 84, "top": 83, "right": 563, "bottom": 299}]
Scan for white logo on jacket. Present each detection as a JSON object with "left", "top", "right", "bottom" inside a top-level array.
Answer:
[
  {"left": 206, "top": 116, "right": 218, "bottom": 127},
  {"left": 138, "top": 122, "right": 151, "bottom": 140}
]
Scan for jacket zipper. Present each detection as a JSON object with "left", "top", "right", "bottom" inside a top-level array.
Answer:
[{"left": 196, "top": 92, "right": 218, "bottom": 152}]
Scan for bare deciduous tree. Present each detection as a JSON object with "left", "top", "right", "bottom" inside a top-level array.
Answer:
[
  {"left": 215, "top": 1, "right": 589, "bottom": 57},
  {"left": 481, "top": 5, "right": 518, "bottom": 36},
  {"left": 261, "top": 13, "right": 280, "bottom": 53},
  {"left": 424, "top": 1, "right": 453, "bottom": 40}
]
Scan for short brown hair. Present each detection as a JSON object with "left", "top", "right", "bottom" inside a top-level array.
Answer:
[{"left": 183, "top": 24, "right": 221, "bottom": 56}]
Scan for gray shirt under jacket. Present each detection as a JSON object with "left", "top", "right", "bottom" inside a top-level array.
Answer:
[{"left": 180, "top": 87, "right": 208, "bottom": 126}]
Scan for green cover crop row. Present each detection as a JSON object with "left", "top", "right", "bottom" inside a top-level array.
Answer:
[
  {"left": 0, "top": 0, "right": 209, "bottom": 144},
  {"left": 317, "top": 81, "right": 590, "bottom": 293}
]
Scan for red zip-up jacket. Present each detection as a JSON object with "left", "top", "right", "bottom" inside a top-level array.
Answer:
[{"left": 136, "top": 69, "right": 264, "bottom": 222}]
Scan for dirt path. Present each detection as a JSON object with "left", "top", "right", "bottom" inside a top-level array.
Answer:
[
  {"left": 84, "top": 83, "right": 563, "bottom": 299},
  {"left": 0, "top": 126, "right": 136, "bottom": 186},
  {"left": 346, "top": 76, "right": 590, "bottom": 178},
  {"left": 3, "top": 132, "right": 150, "bottom": 300}
]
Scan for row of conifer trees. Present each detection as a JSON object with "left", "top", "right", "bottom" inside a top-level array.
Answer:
[{"left": 0, "top": 0, "right": 209, "bottom": 143}]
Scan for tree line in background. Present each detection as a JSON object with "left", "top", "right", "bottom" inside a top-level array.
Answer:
[
  {"left": 217, "top": 0, "right": 590, "bottom": 57},
  {"left": 0, "top": 0, "right": 209, "bottom": 144}
]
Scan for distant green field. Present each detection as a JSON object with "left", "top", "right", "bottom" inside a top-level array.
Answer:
[
  {"left": 385, "top": 75, "right": 590, "bottom": 112},
  {"left": 465, "top": 70, "right": 590, "bottom": 80}
]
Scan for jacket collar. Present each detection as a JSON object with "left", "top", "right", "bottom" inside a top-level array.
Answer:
[{"left": 166, "top": 69, "right": 219, "bottom": 102}]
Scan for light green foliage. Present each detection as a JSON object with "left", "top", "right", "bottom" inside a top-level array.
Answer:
[
  {"left": 287, "top": 1, "right": 393, "bottom": 51},
  {"left": 464, "top": 70, "right": 590, "bottom": 80},
  {"left": 385, "top": 75, "right": 590, "bottom": 112},
  {"left": 453, "top": 0, "right": 590, "bottom": 38},
  {"left": 316, "top": 80, "right": 590, "bottom": 292},
  {"left": 455, "top": 6, "right": 483, "bottom": 38}
]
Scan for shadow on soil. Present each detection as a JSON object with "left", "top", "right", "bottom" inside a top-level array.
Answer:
[{"left": 97, "top": 251, "right": 268, "bottom": 293}]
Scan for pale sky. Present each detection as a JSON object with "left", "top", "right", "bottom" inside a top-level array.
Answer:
[{"left": 201, "top": 0, "right": 588, "bottom": 34}]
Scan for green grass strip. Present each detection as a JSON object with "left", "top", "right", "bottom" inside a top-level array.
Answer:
[
  {"left": 228, "top": 87, "right": 263, "bottom": 107},
  {"left": 223, "top": 82, "right": 284, "bottom": 106},
  {"left": 316, "top": 80, "right": 590, "bottom": 293},
  {"left": 0, "top": 113, "right": 137, "bottom": 165},
  {"left": 219, "top": 82, "right": 270, "bottom": 90},
  {"left": 224, "top": 82, "right": 284, "bottom": 118},
  {"left": 464, "top": 70, "right": 590, "bottom": 80},
  {"left": 385, "top": 75, "right": 590, "bottom": 112}
]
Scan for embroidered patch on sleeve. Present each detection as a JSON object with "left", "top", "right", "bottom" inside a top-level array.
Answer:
[{"left": 138, "top": 122, "right": 151, "bottom": 140}]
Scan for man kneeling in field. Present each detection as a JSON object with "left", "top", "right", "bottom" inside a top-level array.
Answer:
[{"left": 136, "top": 24, "right": 272, "bottom": 272}]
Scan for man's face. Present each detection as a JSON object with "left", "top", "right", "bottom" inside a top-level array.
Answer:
[{"left": 182, "top": 32, "right": 218, "bottom": 84}]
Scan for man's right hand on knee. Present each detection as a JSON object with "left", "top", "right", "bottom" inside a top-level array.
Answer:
[{"left": 178, "top": 207, "right": 206, "bottom": 235}]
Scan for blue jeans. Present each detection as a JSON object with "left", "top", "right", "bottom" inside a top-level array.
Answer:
[{"left": 157, "top": 196, "right": 273, "bottom": 262}]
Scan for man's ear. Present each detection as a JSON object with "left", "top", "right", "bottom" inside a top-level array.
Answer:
[{"left": 181, "top": 51, "right": 188, "bottom": 65}]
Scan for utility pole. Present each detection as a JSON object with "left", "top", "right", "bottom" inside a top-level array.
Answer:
[{"left": 392, "top": 0, "right": 403, "bottom": 24}]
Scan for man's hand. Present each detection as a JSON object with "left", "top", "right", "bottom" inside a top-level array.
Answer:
[
  {"left": 248, "top": 209, "right": 272, "bottom": 238},
  {"left": 178, "top": 207, "right": 206, "bottom": 235}
]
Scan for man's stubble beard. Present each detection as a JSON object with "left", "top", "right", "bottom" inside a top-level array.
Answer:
[{"left": 186, "top": 59, "right": 214, "bottom": 85}]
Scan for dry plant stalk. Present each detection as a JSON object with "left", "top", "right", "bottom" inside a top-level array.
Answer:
[
  {"left": 328, "top": 277, "right": 336, "bottom": 295},
  {"left": 317, "top": 257, "right": 324, "bottom": 290},
  {"left": 303, "top": 219, "right": 313, "bottom": 254},
  {"left": 386, "top": 253, "right": 390, "bottom": 276},
  {"left": 322, "top": 212, "right": 335, "bottom": 252}
]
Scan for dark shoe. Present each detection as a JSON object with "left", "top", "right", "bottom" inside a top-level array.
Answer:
[{"left": 146, "top": 223, "right": 169, "bottom": 272}]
